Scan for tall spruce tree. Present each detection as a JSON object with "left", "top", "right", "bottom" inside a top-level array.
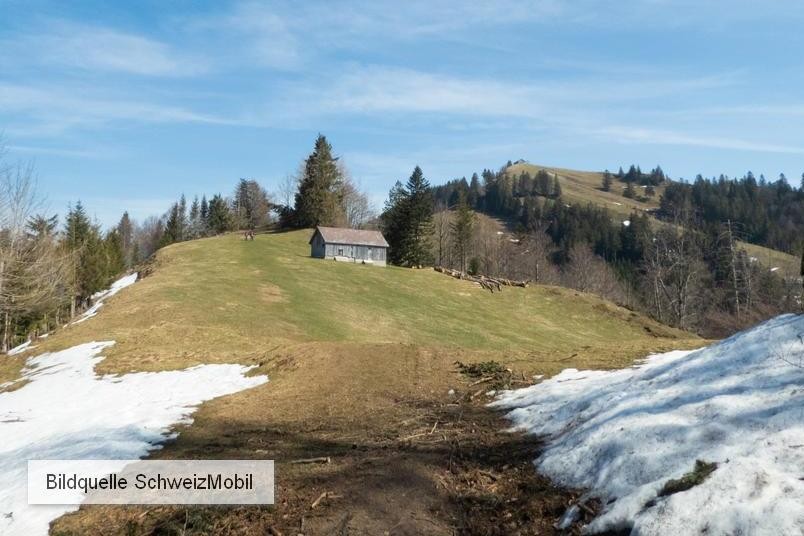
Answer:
[
  {"left": 116, "top": 212, "right": 134, "bottom": 268},
  {"left": 553, "top": 175, "right": 562, "bottom": 198},
  {"left": 207, "top": 194, "right": 232, "bottom": 234},
  {"left": 381, "top": 181, "right": 408, "bottom": 265},
  {"left": 161, "top": 202, "right": 182, "bottom": 246},
  {"left": 103, "top": 229, "right": 126, "bottom": 278},
  {"left": 294, "top": 135, "right": 344, "bottom": 227},
  {"left": 64, "top": 202, "right": 108, "bottom": 313},
  {"left": 381, "top": 167, "right": 434, "bottom": 267},
  {"left": 188, "top": 196, "right": 200, "bottom": 238},
  {"left": 402, "top": 166, "right": 434, "bottom": 267},
  {"left": 450, "top": 192, "right": 475, "bottom": 273},
  {"left": 602, "top": 171, "right": 613, "bottom": 192},
  {"left": 468, "top": 173, "right": 482, "bottom": 208}
]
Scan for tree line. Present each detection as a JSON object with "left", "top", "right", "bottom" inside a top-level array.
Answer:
[
  {"left": 658, "top": 172, "right": 804, "bottom": 254},
  {"left": 430, "top": 164, "right": 801, "bottom": 337}
]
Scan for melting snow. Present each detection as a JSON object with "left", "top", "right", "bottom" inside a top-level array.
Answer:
[
  {"left": 72, "top": 273, "right": 139, "bottom": 325},
  {"left": 492, "top": 314, "right": 804, "bottom": 535},
  {"left": 7, "top": 341, "right": 35, "bottom": 356},
  {"left": 0, "top": 341, "right": 267, "bottom": 535}
]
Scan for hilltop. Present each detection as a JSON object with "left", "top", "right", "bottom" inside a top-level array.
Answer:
[
  {"left": 3, "top": 230, "right": 701, "bottom": 535},
  {"left": 504, "top": 162, "right": 800, "bottom": 278}
]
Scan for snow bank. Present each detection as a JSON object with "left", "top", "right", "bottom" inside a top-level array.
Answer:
[
  {"left": 0, "top": 341, "right": 267, "bottom": 535},
  {"left": 7, "top": 340, "right": 35, "bottom": 356},
  {"left": 492, "top": 314, "right": 804, "bottom": 535},
  {"left": 72, "top": 272, "right": 138, "bottom": 324}
]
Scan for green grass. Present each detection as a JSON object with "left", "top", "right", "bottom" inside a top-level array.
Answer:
[{"left": 10, "top": 229, "right": 698, "bottom": 379}]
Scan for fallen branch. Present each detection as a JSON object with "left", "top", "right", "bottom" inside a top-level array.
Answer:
[
  {"left": 290, "top": 456, "right": 331, "bottom": 465},
  {"left": 399, "top": 432, "right": 428, "bottom": 441},
  {"left": 469, "top": 376, "right": 495, "bottom": 387},
  {"left": 312, "top": 491, "right": 342, "bottom": 509}
]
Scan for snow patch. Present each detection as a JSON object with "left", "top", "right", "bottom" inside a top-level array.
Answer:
[
  {"left": 7, "top": 341, "right": 35, "bottom": 356},
  {"left": 0, "top": 341, "right": 267, "bottom": 535},
  {"left": 622, "top": 220, "right": 631, "bottom": 227},
  {"left": 492, "top": 314, "right": 804, "bottom": 535},
  {"left": 72, "top": 273, "right": 138, "bottom": 325}
]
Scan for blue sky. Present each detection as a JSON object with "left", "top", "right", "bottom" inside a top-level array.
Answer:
[{"left": 2, "top": 0, "right": 804, "bottom": 227}]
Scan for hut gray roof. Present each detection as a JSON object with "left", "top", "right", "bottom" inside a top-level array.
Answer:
[{"left": 310, "top": 226, "right": 389, "bottom": 248}]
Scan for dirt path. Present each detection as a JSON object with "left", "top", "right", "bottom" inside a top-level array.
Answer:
[{"left": 49, "top": 342, "right": 627, "bottom": 535}]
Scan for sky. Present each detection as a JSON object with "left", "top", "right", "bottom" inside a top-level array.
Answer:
[{"left": 2, "top": 0, "right": 804, "bottom": 227}]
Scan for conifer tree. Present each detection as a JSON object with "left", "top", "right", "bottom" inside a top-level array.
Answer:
[
  {"left": 188, "top": 196, "right": 200, "bottom": 238},
  {"left": 450, "top": 192, "right": 475, "bottom": 273},
  {"left": 64, "top": 202, "right": 109, "bottom": 312},
  {"left": 26, "top": 214, "right": 58, "bottom": 239},
  {"left": 602, "top": 171, "right": 613, "bottom": 192},
  {"left": 161, "top": 203, "right": 182, "bottom": 246},
  {"left": 401, "top": 166, "right": 434, "bottom": 267},
  {"left": 381, "top": 181, "right": 408, "bottom": 265},
  {"left": 381, "top": 167, "right": 435, "bottom": 267},
  {"left": 624, "top": 181, "right": 636, "bottom": 199},
  {"left": 553, "top": 175, "right": 562, "bottom": 198},
  {"left": 207, "top": 194, "right": 232, "bottom": 234},
  {"left": 103, "top": 229, "right": 126, "bottom": 278},
  {"left": 116, "top": 212, "right": 134, "bottom": 268},
  {"left": 468, "top": 173, "right": 482, "bottom": 208},
  {"left": 200, "top": 195, "right": 209, "bottom": 222},
  {"left": 294, "top": 135, "right": 344, "bottom": 227}
]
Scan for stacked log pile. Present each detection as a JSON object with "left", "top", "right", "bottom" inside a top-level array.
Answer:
[{"left": 434, "top": 266, "right": 529, "bottom": 292}]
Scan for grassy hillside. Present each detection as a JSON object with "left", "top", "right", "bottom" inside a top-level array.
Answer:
[
  {"left": 506, "top": 162, "right": 664, "bottom": 221},
  {"left": 17, "top": 230, "right": 694, "bottom": 377},
  {"left": 7, "top": 230, "right": 702, "bottom": 534},
  {"left": 505, "top": 162, "right": 801, "bottom": 278}
]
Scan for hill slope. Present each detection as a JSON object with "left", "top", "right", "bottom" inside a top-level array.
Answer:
[
  {"left": 5, "top": 230, "right": 701, "bottom": 534},
  {"left": 22, "top": 229, "right": 692, "bottom": 376},
  {"left": 505, "top": 162, "right": 801, "bottom": 278}
]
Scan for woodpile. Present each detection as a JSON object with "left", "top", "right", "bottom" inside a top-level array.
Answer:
[{"left": 433, "top": 266, "right": 529, "bottom": 292}]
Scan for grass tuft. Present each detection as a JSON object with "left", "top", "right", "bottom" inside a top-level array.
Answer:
[{"left": 659, "top": 459, "right": 718, "bottom": 497}]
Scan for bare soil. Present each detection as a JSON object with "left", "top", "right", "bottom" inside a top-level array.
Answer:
[{"left": 50, "top": 343, "right": 603, "bottom": 536}]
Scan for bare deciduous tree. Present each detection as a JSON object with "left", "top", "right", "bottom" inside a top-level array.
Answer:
[
  {"left": 0, "top": 158, "right": 69, "bottom": 350},
  {"left": 643, "top": 228, "right": 708, "bottom": 330},
  {"left": 432, "top": 203, "right": 451, "bottom": 267}
]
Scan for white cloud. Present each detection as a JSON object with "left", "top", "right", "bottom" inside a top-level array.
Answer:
[
  {"left": 598, "top": 126, "right": 804, "bottom": 155},
  {"left": 294, "top": 66, "right": 736, "bottom": 121},
  {"left": 22, "top": 23, "right": 206, "bottom": 77},
  {"left": 7, "top": 144, "right": 116, "bottom": 159},
  {"left": 0, "top": 83, "right": 240, "bottom": 135}
]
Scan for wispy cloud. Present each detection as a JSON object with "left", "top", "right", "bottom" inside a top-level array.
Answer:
[
  {"left": 598, "top": 126, "right": 804, "bottom": 155},
  {"left": 7, "top": 144, "right": 118, "bottom": 159},
  {"left": 0, "top": 83, "right": 240, "bottom": 135},
  {"left": 186, "top": 2, "right": 302, "bottom": 70},
  {"left": 7, "top": 22, "right": 207, "bottom": 77},
  {"left": 291, "top": 66, "right": 737, "bottom": 121}
]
